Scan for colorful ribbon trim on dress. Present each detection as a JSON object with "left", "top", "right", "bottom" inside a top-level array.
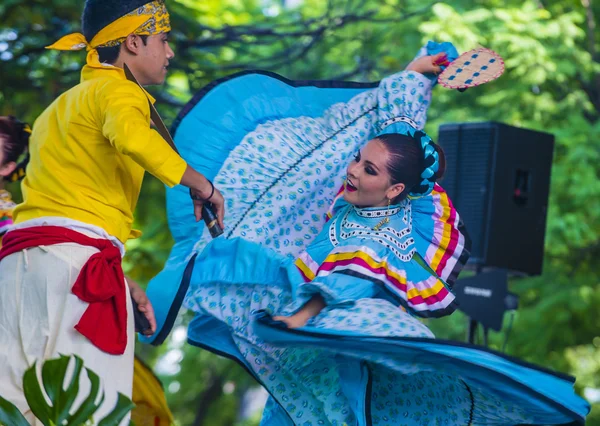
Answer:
[
  {"left": 295, "top": 245, "right": 455, "bottom": 314},
  {"left": 418, "top": 184, "right": 464, "bottom": 282}
]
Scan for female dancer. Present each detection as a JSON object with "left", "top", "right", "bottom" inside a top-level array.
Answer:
[{"left": 145, "top": 43, "right": 589, "bottom": 425}]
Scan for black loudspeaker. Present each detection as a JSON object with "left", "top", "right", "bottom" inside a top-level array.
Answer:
[
  {"left": 438, "top": 122, "right": 554, "bottom": 276},
  {"left": 451, "top": 269, "right": 518, "bottom": 331}
]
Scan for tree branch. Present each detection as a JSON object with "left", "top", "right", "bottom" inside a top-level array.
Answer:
[
  {"left": 178, "top": 3, "right": 437, "bottom": 50},
  {"left": 329, "top": 57, "right": 376, "bottom": 80},
  {"left": 192, "top": 374, "right": 224, "bottom": 426},
  {"left": 176, "top": 3, "right": 436, "bottom": 73},
  {"left": 580, "top": 0, "right": 597, "bottom": 60}
]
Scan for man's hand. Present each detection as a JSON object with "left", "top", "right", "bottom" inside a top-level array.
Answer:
[
  {"left": 126, "top": 276, "right": 157, "bottom": 336},
  {"left": 181, "top": 166, "right": 226, "bottom": 228},
  {"left": 190, "top": 185, "right": 225, "bottom": 228}
]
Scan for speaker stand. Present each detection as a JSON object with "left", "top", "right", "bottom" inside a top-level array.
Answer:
[
  {"left": 467, "top": 318, "right": 478, "bottom": 344},
  {"left": 466, "top": 319, "right": 490, "bottom": 346}
]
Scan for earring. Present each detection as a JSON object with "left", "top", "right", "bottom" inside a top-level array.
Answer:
[{"left": 373, "top": 199, "right": 392, "bottom": 231}]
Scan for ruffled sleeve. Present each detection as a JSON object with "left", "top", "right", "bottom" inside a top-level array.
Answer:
[
  {"left": 410, "top": 183, "right": 471, "bottom": 287},
  {"left": 319, "top": 69, "right": 430, "bottom": 135},
  {"left": 322, "top": 41, "right": 459, "bottom": 136},
  {"left": 292, "top": 241, "right": 458, "bottom": 318},
  {"left": 292, "top": 244, "right": 382, "bottom": 307}
]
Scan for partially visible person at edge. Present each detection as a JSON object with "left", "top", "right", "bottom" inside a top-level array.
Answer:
[
  {"left": 0, "top": 0, "right": 225, "bottom": 424},
  {"left": 0, "top": 116, "right": 30, "bottom": 243}
]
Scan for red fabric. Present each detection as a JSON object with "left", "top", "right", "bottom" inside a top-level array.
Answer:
[{"left": 0, "top": 226, "right": 128, "bottom": 355}]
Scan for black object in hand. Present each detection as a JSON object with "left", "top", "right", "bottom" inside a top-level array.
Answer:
[
  {"left": 132, "top": 296, "right": 152, "bottom": 334},
  {"left": 202, "top": 203, "right": 224, "bottom": 238}
]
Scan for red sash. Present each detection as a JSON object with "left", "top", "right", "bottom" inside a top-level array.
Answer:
[{"left": 0, "top": 226, "right": 128, "bottom": 355}]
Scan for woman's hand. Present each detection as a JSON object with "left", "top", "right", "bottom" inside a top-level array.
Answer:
[
  {"left": 126, "top": 276, "right": 157, "bottom": 336},
  {"left": 273, "top": 295, "right": 326, "bottom": 329},
  {"left": 273, "top": 315, "right": 310, "bottom": 329},
  {"left": 406, "top": 52, "right": 449, "bottom": 75}
]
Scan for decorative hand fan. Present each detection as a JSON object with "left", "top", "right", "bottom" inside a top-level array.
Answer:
[{"left": 438, "top": 47, "right": 504, "bottom": 90}]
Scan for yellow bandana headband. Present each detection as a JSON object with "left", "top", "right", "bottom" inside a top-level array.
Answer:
[{"left": 45, "top": 0, "right": 170, "bottom": 68}]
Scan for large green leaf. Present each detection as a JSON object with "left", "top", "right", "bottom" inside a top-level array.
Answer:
[
  {"left": 21, "top": 355, "right": 121, "bottom": 426},
  {"left": 58, "top": 355, "right": 84, "bottom": 425},
  {"left": 22, "top": 362, "right": 52, "bottom": 425},
  {"left": 67, "top": 368, "right": 105, "bottom": 426},
  {"left": 41, "top": 354, "right": 83, "bottom": 424},
  {"left": 97, "top": 393, "right": 135, "bottom": 426},
  {"left": 0, "top": 395, "right": 30, "bottom": 426}
]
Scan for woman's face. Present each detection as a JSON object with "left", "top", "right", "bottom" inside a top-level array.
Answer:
[{"left": 343, "top": 139, "right": 405, "bottom": 207}]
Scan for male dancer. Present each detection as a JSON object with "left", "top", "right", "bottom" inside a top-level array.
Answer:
[{"left": 0, "top": 1, "right": 223, "bottom": 423}]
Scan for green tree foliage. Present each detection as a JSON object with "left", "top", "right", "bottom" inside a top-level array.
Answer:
[{"left": 1, "top": 0, "right": 598, "bottom": 424}]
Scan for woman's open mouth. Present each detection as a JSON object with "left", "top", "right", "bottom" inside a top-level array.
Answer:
[{"left": 345, "top": 179, "right": 358, "bottom": 193}]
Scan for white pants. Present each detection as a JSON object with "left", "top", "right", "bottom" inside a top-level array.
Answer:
[{"left": 0, "top": 243, "right": 135, "bottom": 425}]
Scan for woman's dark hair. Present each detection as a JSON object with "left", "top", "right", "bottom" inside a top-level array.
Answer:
[
  {"left": 0, "top": 116, "right": 30, "bottom": 181},
  {"left": 375, "top": 131, "right": 446, "bottom": 201},
  {"left": 97, "top": 35, "right": 149, "bottom": 64}
]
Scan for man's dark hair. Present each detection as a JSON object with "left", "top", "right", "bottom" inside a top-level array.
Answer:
[
  {"left": 82, "top": 0, "right": 151, "bottom": 64},
  {"left": 82, "top": 0, "right": 149, "bottom": 41}
]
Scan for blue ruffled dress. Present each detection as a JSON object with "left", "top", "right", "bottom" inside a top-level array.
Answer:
[{"left": 143, "top": 42, "right": 590, "bottom": 425}]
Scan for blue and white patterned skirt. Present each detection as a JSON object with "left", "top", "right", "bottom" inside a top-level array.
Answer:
[{"left": 184, "top": 238, "right": 588, "bottom": 426}]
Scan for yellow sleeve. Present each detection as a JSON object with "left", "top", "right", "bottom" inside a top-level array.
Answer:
[{"left": 99, "top": 80, "right": 187, "bottom": 187}]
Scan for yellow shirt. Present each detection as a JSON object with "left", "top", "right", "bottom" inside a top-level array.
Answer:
[{"left": 14, "top": 64, "right": 187, "bottom": 243}]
